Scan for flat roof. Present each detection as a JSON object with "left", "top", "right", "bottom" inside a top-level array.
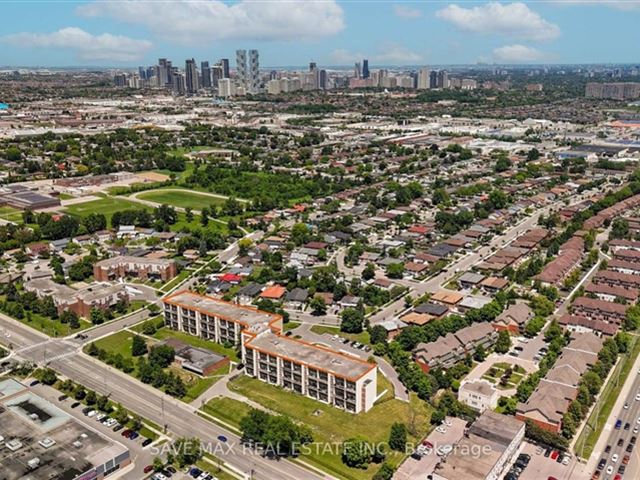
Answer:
[
  {"left": 245, "top": 331, "right": 375, "bottom": 381},
  {"left": 164, "top": 290, "right": 281, "bottom": 331}
]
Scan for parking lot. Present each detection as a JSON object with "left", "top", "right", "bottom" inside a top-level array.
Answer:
[
  {"left": 510, "top": 333, "right": 547, "bottom": 363},
  {"left": 394, "top": 417, "right": 467, "bottom": 480},
  {"left": 31, "top": 382, "right": 161, "bottom": 480},
  {"left": 517, "top": 441, "right": 587, "bottom": 480}
]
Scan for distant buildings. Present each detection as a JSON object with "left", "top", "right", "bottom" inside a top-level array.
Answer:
[
  {"left": 93, "top": 256, "right": 177, "bottom": 282},
  {"left": 586, "top": 82, "right": 640, "bottom": 100}
]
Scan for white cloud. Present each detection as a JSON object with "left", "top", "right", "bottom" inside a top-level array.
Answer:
[
  {"left": 436, "top": 2, "right": 560, "bottom": 41},
  {"left": 329, "top": 44, "right": 422, "bottom": 65},
  {"left": 0, "top": 27, "right": 152, "bottom": 62},
  {"left": 492, "top": 44, "right": 548, "bottom": 63},
  {"left": 77, "top": 0, "right": 344, "bottom": 44},
  {"left": 394, "top": 5, "right": 423, "bottom": 18}
]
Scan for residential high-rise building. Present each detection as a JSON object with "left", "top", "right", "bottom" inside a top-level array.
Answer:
[
  {"left": 200, "top": 61, "right": 212, "bottom": 89},
  {"left": 235, "top": 49, "right": 247, "bottom": 90},
  {"left": 417, "top": 67, "right": 431, "bottom": 90},
  {"left": 362, "top": 59, "right": 370, "bottom": 79},
  {"left": 173, "top": 73, "right": 186, "bottom": 95},
  {"left": 185, "top": 58, "right": 199, "bottom": 94},
  {"left": 248, "top": 49, "right": 260, "bottom": 93},
  {"left": 211, "top": 64, "right": 223, "bottom": 89},
  {"left": 437, "top": 70, "right": 449, "bottom": 89},
  {"left": 430, "top": 70, "right": 438, "bottom": 89},
  {"left": 309, "top": 62, "right": 319, "bottom": 90},
  {"left": 319, "top": 69, "right": 328, "bottom": 90},
  {"left": 158, "top": 58, "right": 173, "bottom": 87},
  {"left": 354, "top": 62, "right": 361, "bottom": 79},
  {"left": 220, "top": 58, "right": 230, "bottom": 78},
  {"left": 218, "top": 78, "right": 234, "bottom": 97},
  {"left": 138, "top": 66, "right": 146, "bottom": 80}
]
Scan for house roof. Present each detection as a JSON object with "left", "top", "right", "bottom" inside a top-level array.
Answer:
[{"left": 260, "top": 285, "right": 287, "bottom": 299}]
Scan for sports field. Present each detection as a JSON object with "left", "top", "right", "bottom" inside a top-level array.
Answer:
[
  {"left": 136, "top": 188, "right": 243, "bottom": 211},
  {"left": 65, "top": 196, "right": 150, "bottom": 222}
]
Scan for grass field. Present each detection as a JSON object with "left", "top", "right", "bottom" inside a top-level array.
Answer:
[
  {"left": 65, "top": 196, "right": 151, "bottom": 225},
  {"left": 203, "top": 375, "right": 431, "bottom": 480},
  {"left": 151, "top": 327, "right": 240, "bottom": 362},
  {"left": 574, "top": 334, "right": 640, "bottom": 459},
  {"left": 136, "top": 188, "right": 241, "bottom": 211},
  {"left": 0, "top": 206, "right": 23, "bottom": 223},
  {"left": 310, "top": 325, "right": 371, "bottom": 346}
]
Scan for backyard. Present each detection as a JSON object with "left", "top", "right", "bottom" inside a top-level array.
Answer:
[
  {"left": 202, "top": 374, "right": 431, "bottom": 480},
  {"left": 482, "top": 362, "right": 527, "bottom": 390}
]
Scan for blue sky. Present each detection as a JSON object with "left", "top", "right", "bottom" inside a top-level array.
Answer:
[{"left": 0, "top": 1, "right": 639, "bottom": 67}]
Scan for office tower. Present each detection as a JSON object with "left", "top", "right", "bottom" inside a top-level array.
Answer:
[
  {"left": 184, "top": 58, "right": 199, "bottom": 94},
  {"left": 200, "top": 61, "right": 212, "bottom": 89},
  {"left": 235, "top": 49, "right": 247, "bottom": 90},
  {"left": 309, "top": 62, "right": 317, "bottom": 71},
  {"left": 354, "top": 62, "right": 361, "bottom": 79},
  {"left": 211, "top": 64, "right": 223, "bottom": 89},
  {"left": 319, "top": 69, "right": 327, "bottom": 90},
  {"left": 220, "top": 58, "right": 230, "bottom": 78},
  {"left": 248, "top": 49, "right": 260, "bottom": 93},
  {"left": 362, "top": 59, "right": 370, "bottom": 79},
  {"left": 113, "top": 73, "right": 127, "bottom": 87},
  {"left": 417, "top": 67, "right": 431, "bottom": 90},
  {"left": 138, "top": 66, "right": 146, "bottom": 80}
]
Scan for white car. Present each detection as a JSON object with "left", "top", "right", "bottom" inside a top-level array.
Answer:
[
  {"left": 634, "top": 426, "right": 639, "bottom": 434},
  {"left": 625, "top": 402, "right": 630, "bottom": 409},
  {"left": 636, "top": 393, "right": 640, "bottom": 401},
  {"left": 87, "top": 410, "right": 97, "bottom": 418},
  {"left": 437, "top": 445, "right": 453, "bottom": 457},
  {"left": 96, "top": 413, "right": 106, "bottom": 421},
  {"left": 612, "top": 454, "right": 619, "bottom": 463},
  {"left": 607, "top": 465, "right": 614, "bottom": 475},
  {"left": 443, "top": 419, "right": 452, "bottom": 427},
  {"left": 637, "top": 416, "right": 640, "bottom": 424},
  {"left": 435, "top": 426, "right": 446, "bottom": 434}
]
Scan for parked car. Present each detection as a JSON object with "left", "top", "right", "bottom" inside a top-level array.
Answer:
[
  {"left": 615, "top": 419, "right": 622, "bottom": 429},
  {"left": 605, "top": 445, "right": 612, "bottom": 453},
  {"left": 142, "top": 438, "right": 153, "bottom": 447},
  {"left": 188, "top": 468, "right": 202, "bottom": 478},
  {"left": 144, "top": 465, "right": 154, "bottom": 473},
  {"left": 29, "top": 380, "right": 40, "bottom": 387},
  {"left": 58, "top": 394, "right": 68, "bottom": 401},
  {"left": 70, "top": 402, "right": 80, "bottom": 409}
]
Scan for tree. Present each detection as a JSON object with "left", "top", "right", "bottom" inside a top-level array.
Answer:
[
  {"left": 87, "top": 342, "right": 99, "bottom": 356},
  {"left": 474, "top": 343, "right": 487, "bottom": 362},
  {"left": 494, "top": 156, "right": 511, "bottom": 172},
  {"left": 39, "top": 368, "right": 57, "bottom": 385},
  {"left": 173, "top": 437, "right": 203, "bottom": 468},
  {"left": 373, "top": 464, "right": 395, "bottom": 480},
  {"left": 90, "top": 308, "right": 106, "bottom": 325},
  {"left": 132, "top": 335, "right": 148, "bottom": 357},
  {"left": 624, "top": 305, "right": 640, "bottom": 331},
  {"left": 148, "top": 345, "right": 175, "bottom": 368},
  {"left": 495, "top": 330, "right": 512, "bottom": 354},
  {"left": 341, "top": 308, "right": 364, "bottom": 334},
  {"left": 369, "top": 325, "right": 388, "bottom": 345},
  {"left": 185, "top": 207, "right": 193, "bottom": 223},
  {"left": 610, "top": 218, "right": 629, "bottom": 240},
  {"left": 309, "top": 296, "right": 327, "bottom": 316},
  {"left": 362, "top": 263, "right": 376, "bottom": 281},
  {"left": 240, "top": 408, "right": 270, "bottom": 444},
  {"left": 60, "top": 309, "right": 79, "bottom": 328},
  {"left": 85, "top": 390, "right": 97, "bottom": 405},
  {"left": 432, "top": 188, "right": 450, "bottom": 206},
  {"left": 114, "top": 404, "right": 129, "bottom": 425},
  {"left": 342, "top": 437, "right": 373, "bottom": 468},
  {"left": 527, "top": 148, "right": 540, "bottom": 161},
  {"left": 388, "top": 423, "right": 407, "bottom": 452},
  {"left": 386, "top": 262, "right": 405, "bottom": 279}
]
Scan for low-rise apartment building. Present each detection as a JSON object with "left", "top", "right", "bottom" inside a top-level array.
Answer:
[
  {"left": 163, "top": 290, "right": 377, "bottom": 413},
  {"left": 571, "top": 296, "right": 627, "bottom": 326},
  {"left": 593, "top": 269, "right": 640, "bottom": 290},
  {"left": 94, "top": 256, "right": 177, "bottom": 282}
]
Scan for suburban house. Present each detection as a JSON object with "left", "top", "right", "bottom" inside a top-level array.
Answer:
[{"left": 493, "top": 303, "right": 534, "bottom": 334}]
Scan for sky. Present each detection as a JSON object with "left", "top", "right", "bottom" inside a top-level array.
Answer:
[{"left": 1, "top": 1, "right": 639, "bottom": 68}]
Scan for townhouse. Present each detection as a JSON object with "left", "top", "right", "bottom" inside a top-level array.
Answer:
[
  {"left": 493, "top": 303, "right": 534, "bottom": 334},
  {"left": 163, "top": 290, "right": 377, "bottom": 413},
  {"left": 571, "top": 296, "right": 627, "bottom": 325},
  {"left": 592, "top": 270, "right": 640, "bottom": 290},
  {"left": 516, "top": 332, "right": 604, "bottom": 433},
  {"left": 414, "top": 322, "right": 498, "bottom": 372}
]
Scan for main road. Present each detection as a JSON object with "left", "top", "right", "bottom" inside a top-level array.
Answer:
[{"left": 0, "top": 313, "right": 330, "bottom": 480}]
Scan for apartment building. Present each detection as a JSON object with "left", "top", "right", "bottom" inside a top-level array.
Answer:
[
  {"left": 243, "top": 331, "right": 377, "bottom": 413},
  {"left": 94, "top": 256, "right": 177, "bottom": 282},
  {"left": 163, "top": 290, "right": 377, "bottom": 413}
]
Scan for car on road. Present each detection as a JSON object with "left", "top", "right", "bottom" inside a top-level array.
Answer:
[{"left": 611, "top": 453, "right": 618, "bottom": 463}]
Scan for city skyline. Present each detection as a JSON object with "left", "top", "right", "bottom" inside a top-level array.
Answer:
[{"left": 1, "top": 1, "right": 640, "bottom": 67}]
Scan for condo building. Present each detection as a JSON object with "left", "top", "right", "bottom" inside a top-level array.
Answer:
[
  {"left": 163, "top": 290, "right": 377, "bottom": 413},
  {"left": 93, "top": 256, "right": 177, "bottom": 282}
]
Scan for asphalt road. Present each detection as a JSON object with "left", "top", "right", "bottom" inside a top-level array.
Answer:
[
  {"left": 586, "top": 363, "right": 640, "bottom": 480},
  {"left": 0, "top": 316, "right": 330, "bottom": 480}
]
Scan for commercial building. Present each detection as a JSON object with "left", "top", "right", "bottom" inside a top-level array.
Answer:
[
  {"left": 93, "top": 256, "right": 177, "bottom": 282},
  {"left": 0, "top": 189, "right": 60, "bottom": 210},
  {"left": 163, "top": 290, "right": 377, "bottom": 413},
  {"left": 432, "top": 410, "right": 525, "bottom": 480},
  {"left": 0, "top": 378, "right": 130, "bottom": 480}
]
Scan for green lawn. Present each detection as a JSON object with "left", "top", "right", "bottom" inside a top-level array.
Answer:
[
  {"left": 0, "top": 206, "right": 23, "bottom": 223},
  {"left": 88, "top": 328, "right": 232, "bottom": 403},
  {"left": 136, "top": 188, "right": 241, "bottom": 210},
  {"left": 196, "top": 454, "right": 241, "bottom": 480},
  {"left": 58, "top": 193, "right": 75, "bottom": 200},
  {"left": 311, "top": 325, "right": 371, "bottom": 346},
  {"left": 151, "top": 327, "right": 240, "bottom": 362},
  {"left": 283, "top": 321, "right": 301, "bottom": 332},
  {"left": 205, "top": 375, "right": 431, "bottom": 480},
  {"left": 160, "top": 269, "right": 193, "bottom": 293},
  {"left": 65, "top": 196, "right": 152, "bottom": 225},
  {"left": 20, "top": 310, "right": 91, "bottom": 337},
  {"left": 574, "top": 334, "right": 640, "bottom": 459}
]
